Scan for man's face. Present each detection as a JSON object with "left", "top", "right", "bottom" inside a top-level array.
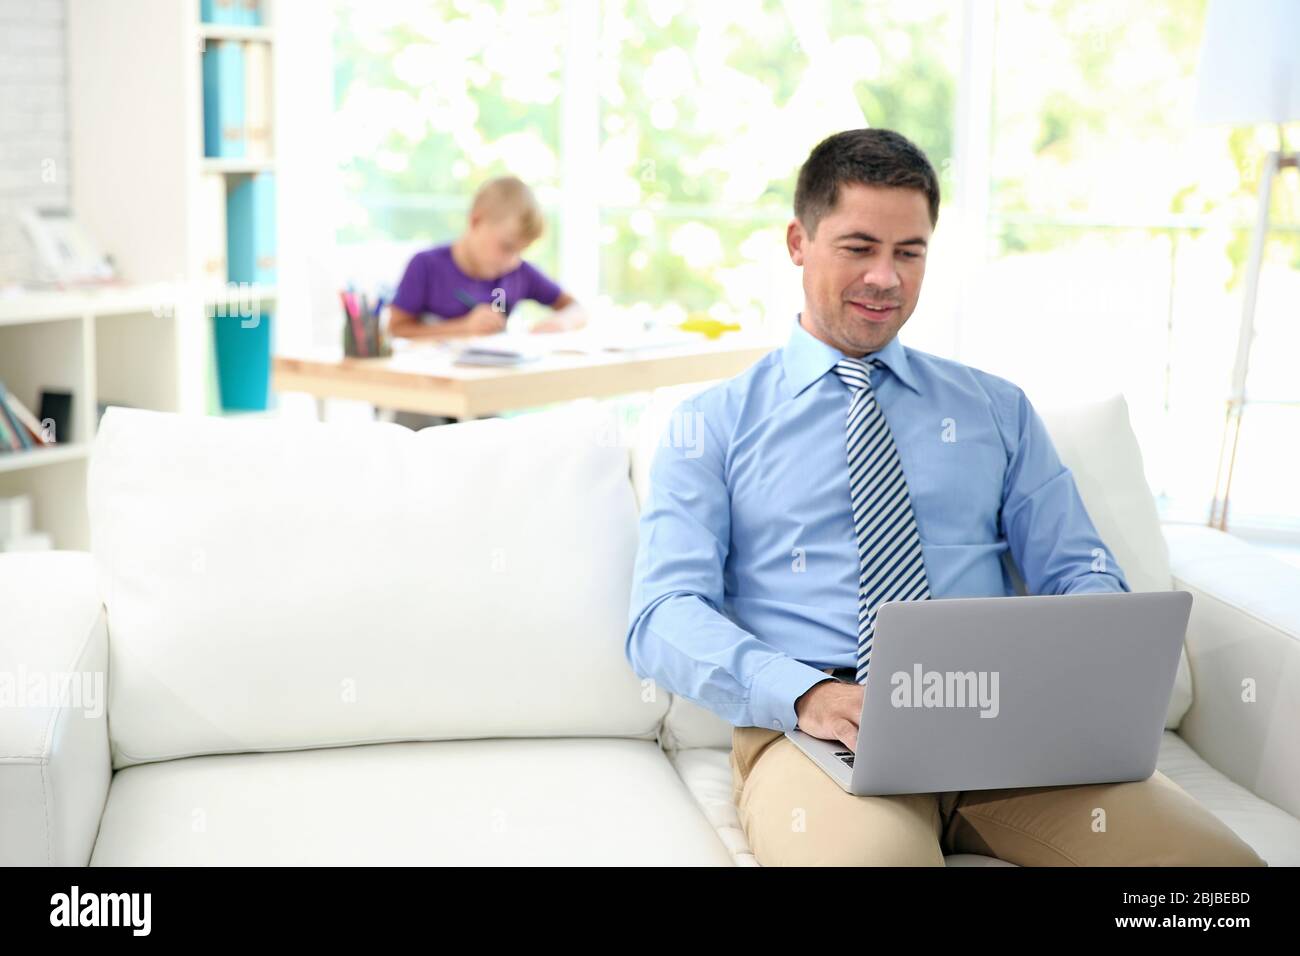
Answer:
[
  {"left": 786, "top": 183, "right": 933, "bottom": 357},
  {"left": 468, "top": 214, "right": 529, "bottom": 277}
]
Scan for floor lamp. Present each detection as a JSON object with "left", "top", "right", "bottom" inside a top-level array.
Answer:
[{"left": 1194, "top": 0, "right": 1300, "bottom": 531}]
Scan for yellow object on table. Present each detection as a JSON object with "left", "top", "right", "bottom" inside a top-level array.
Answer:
[{"left": 678, "top": 316, "right": 742, "bottom": 340}]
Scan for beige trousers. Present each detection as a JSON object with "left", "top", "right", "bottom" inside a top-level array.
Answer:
[{"left": 730, "top": 726, "right": 1266, "bottom": 867}]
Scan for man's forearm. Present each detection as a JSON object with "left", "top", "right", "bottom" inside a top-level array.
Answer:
[{"left": 626, "top": 591, "right": 830, "bottom": 731}]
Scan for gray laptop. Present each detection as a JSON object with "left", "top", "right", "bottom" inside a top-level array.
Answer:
[{"left": 786, "top": 590, "right": 1192, "bottom": 796}]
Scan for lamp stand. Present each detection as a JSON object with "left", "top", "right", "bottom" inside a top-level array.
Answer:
[{"left": 1209, "top": 138, "right": 1299, "bottom": 531}]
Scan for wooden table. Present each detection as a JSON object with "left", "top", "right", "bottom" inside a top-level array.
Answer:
[{"left": 272, "top": 335, "right": 778, "bottom": 419}]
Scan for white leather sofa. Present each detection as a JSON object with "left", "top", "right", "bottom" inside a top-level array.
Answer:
[{"left": 2, "top": 390, "right": 1297, "bottom": 866}]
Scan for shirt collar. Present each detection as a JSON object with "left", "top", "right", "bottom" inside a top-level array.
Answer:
[{"left": 780, "top": 313, "right": 921, "bottom": 399}]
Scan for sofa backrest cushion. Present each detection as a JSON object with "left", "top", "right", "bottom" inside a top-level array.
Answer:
[
  {"left": 89, "top": 405, "right": 663, "bottom": 769},
  {"left": 1037, "top": 395, "right": 1191, "bottom": 727},
  {"left": 1035, "top": 396, "right": 1171, "bottom": 594},
  {"left": 631, "top": 385, "right": 1191, "bottom": 751}
]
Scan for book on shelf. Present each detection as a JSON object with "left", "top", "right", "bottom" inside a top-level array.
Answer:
[
  {"left": 227, "top": 172, "right": 276, "bottom": 285},
  {"left": 202, "top": 40, "right": 245, "bottom": 158},
  {"left": 0, "top": 381, "right": 54, "bottom": 453},
  {"left": 4, "top": 387, "right": 50, "bottom": 444},
  {"left": 244, "top": 41, "right": 271, "bottom": 159},
  {"left": 199, "top": 173, "right": 228, "bottom": 284},
  {"left": 201, "top": 0, "right": 240, "bottom": 25},
  {"left": 201, "top": 0, "right": 261, "bottom": 27},
  {"left": 0, "top": 401, "right": 17, "bottom": 451},
  {"left": 1, "top": 402, "right": 31, "bottom": 449}
]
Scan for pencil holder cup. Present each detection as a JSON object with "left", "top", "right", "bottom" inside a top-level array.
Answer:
[{"left": 342, "top": 319, "right": 393, "bottom": 358}]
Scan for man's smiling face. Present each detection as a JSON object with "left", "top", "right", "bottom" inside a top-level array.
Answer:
[{"left": 786, "top": 183, "right": 933, "bottom": 357}]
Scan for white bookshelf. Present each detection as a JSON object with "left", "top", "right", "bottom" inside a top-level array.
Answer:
[
  {"left": 198, "top": 23, "right": 276, "bottom": 43},
  {"left": 201, "top": 157, "right": 277, "bottom": 174},
  {"left": 0, "top": 0, "right": 282, "bottom": 550},
  {"left": 0, "top": 283, "right": 279, "bottom": 547},
  {"left": 0, "top": 444, "right": 92, "bottom": 476}
]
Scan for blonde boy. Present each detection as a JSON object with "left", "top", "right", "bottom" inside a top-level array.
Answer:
[{"left": 389, "top": 176, "right": 581, "bottom": 339}]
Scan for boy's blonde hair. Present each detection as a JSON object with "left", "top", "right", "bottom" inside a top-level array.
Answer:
[{"left": 471, "top": 176, "right": 544, "bottom": 242}]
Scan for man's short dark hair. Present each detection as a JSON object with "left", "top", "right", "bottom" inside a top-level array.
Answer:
[{"left": 794, "top": 129, "right": 940, "bottom": 235}]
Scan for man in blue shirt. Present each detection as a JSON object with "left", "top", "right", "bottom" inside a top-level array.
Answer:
[{"left": 625, "top": 129, "right": 1263, "bottom": 867}]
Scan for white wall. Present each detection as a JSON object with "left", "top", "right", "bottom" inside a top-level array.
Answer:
[{"left": 0, "top": 0, "right": 68, "bottom": 285}]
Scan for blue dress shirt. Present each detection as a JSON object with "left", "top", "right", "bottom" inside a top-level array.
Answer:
[{"left": 625, "top": 314, "right": 1129, "bottom": 732}]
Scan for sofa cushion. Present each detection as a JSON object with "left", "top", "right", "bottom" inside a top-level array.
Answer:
[
  {"left": 1034, "top": 397, "right": 1171, "bottom": 593},
  {"left": 89, "top": 406, "right": 660, "bottom": 768},
  {"left": 665, "top": 747, "right": 758, "bottom": 866},
  {"left": 631, "top": 385, "right": 1193, "bottom": 750},
  {"left": 1158, "top": 731, "right": 1300, "bottom": 866},
  {"left": 666, "top": 746, "right": 1011, "bottom": 866},
  {"left": 1162, "top": 524, "right": 1300, "bottom": 822},
  {"left": 1037, "top": 395, "right": 1191, "bottom": 728},
  {"left": 668, "top": 732, "right": 1297, "bottom": 866},
  {"left": 89, "top": 737, "right": 732, "bottom": 865}
]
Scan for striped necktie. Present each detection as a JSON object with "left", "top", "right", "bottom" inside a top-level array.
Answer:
[{"left": 832, "top": 357, "right": 931, "bottom": 685}]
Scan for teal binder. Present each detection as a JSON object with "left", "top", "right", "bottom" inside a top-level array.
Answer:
[
  {"left": 201, "top": 0, "right": 240, "bottom": 24},
  {"left": 227, "top": 173, "right": 276, "bottom": 285},
  {"left": 213, "top": 311, "right": 273, "bottom": 411},
  {"left": 202, "top": 40, "right": 245, "bottom": 158},
  {"left": 219, "top": 172, "right": 275, "bottom": 411}
]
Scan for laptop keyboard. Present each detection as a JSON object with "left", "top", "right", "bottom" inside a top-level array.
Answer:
[{"left": 834, "top": 751, "right": 855, "bottom": 768}]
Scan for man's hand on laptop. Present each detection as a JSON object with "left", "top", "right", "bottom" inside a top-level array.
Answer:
[{"left": 794, "top": 679, "right": 864, "bottom": 752}]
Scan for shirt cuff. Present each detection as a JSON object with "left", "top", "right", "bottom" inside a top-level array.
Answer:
[
  {"left": 749, "top": 655, "right": 837, "bottom": 733},
  {"left": 1065, "top": 572, "right": 1128, "bottom": 594}
]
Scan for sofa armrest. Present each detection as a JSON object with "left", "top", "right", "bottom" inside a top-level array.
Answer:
[
  {"left": 1162, "top": 524, "right": 1300, "bottom": 820},
  {"left": 0, "top": 551, "right": 111, "bottom": 865}
]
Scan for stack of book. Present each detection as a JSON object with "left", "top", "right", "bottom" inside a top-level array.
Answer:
[
  {"left": 0, "top": 381, "right": 55, "bottom": 454},
  {"left": 452, "top": 333, "right": 545, "bottom": 367}
]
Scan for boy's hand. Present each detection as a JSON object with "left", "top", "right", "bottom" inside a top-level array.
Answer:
[
  {"left": 463, "top": 304, "right": 506, "bottom": 336},
  {"left": 794, "top": 679, "right": 863, "bottom": 752}
]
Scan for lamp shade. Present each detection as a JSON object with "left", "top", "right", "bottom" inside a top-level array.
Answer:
[{"left": 1194, "top": 0, "right": 1300, "bottom": 124}]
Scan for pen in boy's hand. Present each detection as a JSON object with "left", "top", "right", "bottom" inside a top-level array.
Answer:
[{"left": 453, "top": 290, "right": 477, "bottom": 309}]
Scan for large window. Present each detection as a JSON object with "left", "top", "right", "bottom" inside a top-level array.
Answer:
[
  {"left": 330, "top": 0, "right": 1299, "bottom": 531},
  {"left": 972, "top": 0, "right": 1300, "bottom": 529},
  {"left": 593, "top": 1, "right": 957, "bottom": 330},
  {"left": 333, "top": 0, "right": 565, "bottom": 287},
  {"left": 333, "top": 0, "right": 958, "bottom": 331}
]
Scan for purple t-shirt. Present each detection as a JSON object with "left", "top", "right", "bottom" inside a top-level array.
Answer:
[{"left": 392, "top": 244, "right": 562, "bottom": 319}]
